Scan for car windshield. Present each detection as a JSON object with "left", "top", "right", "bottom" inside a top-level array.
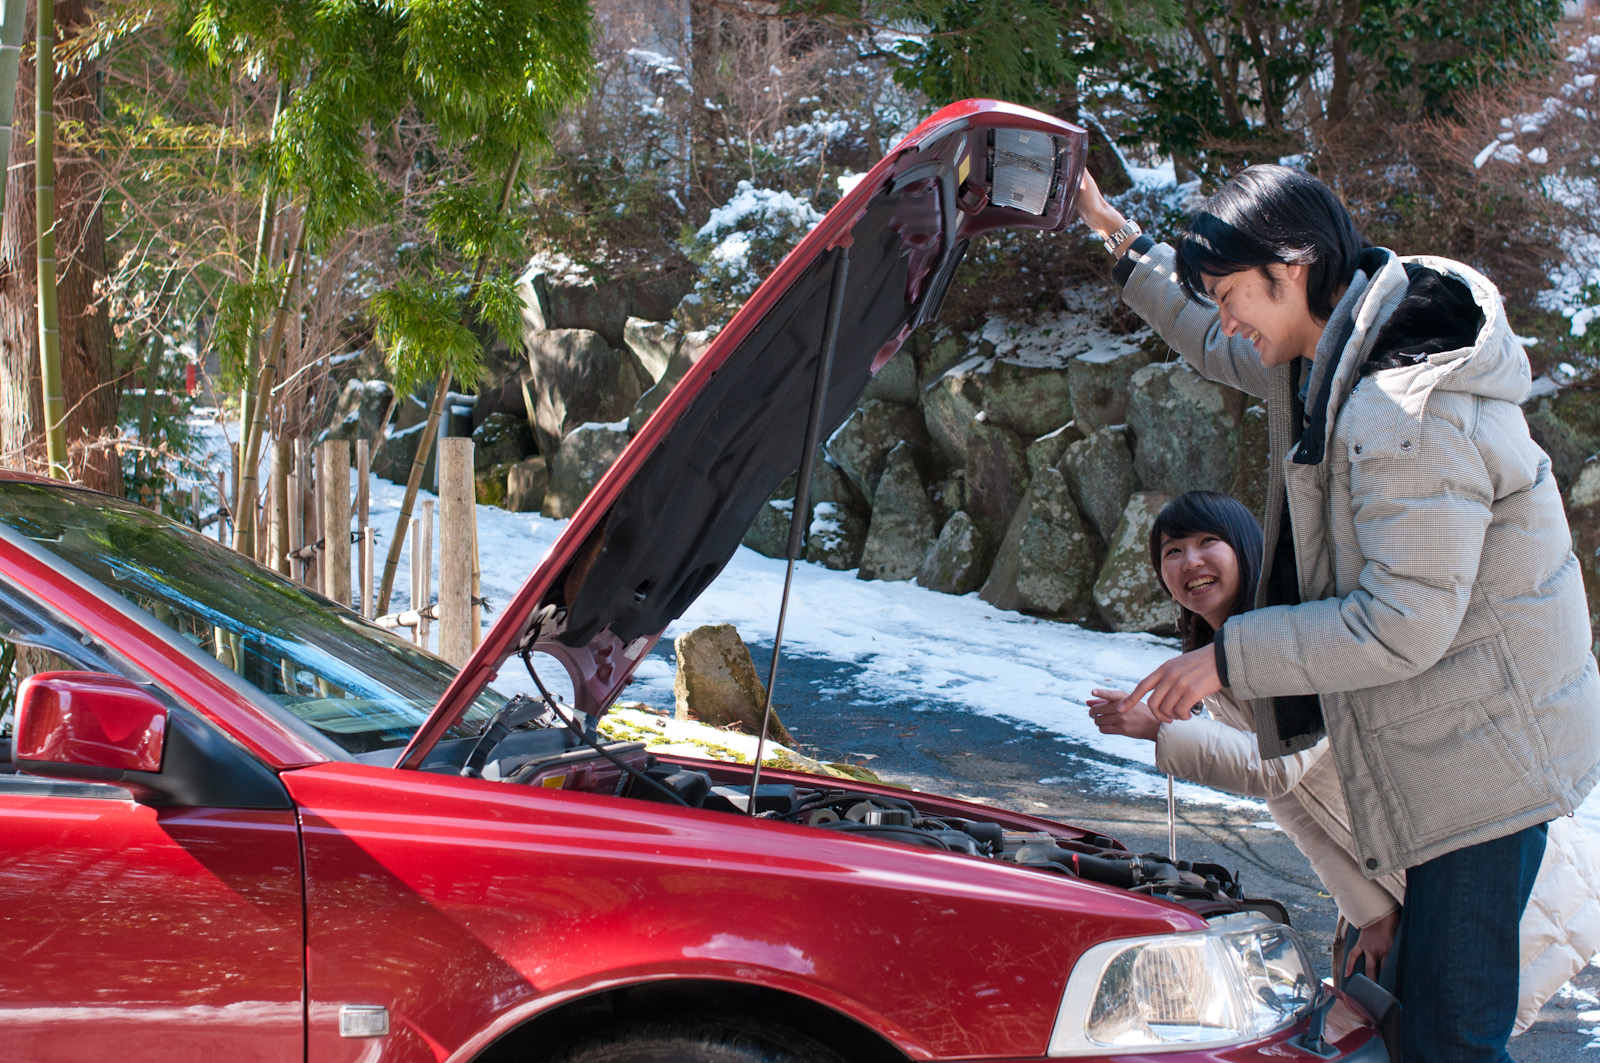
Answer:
[{"left": 0, "top": 481, "right": 501, "bottom": 754}]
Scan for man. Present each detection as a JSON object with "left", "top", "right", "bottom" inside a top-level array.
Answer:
[{"left": 1076, "top": 165, "right": 1600, "bottom": 1063}]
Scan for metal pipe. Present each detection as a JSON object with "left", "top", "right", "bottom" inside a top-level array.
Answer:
[{"left": 749, "top": 245, "right": 850, "bottom": 811}]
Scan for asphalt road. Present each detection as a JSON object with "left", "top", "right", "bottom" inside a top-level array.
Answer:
[{"left": 758, "top": 651, "right": 1599, "bottom": 1062}]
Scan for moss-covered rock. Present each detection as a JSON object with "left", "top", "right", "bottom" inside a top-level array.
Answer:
[
  {"left": 980, "top": 467, "right": 1102, "bottom": 620},
  {"left": 1061, "top": 426, "right": 1140, "bottom": 544},
  {"left": 827, "top": 399, "right": 931, "bottom": 504},
  {"left": 858, "top": 442, "right": 940, "bottom": 582},
  {"left": 1127, "top": 361, "right": 1242, "bottom": 495},
  {"left": 916, "top": 511, "right": 992, "bottom": 595}
]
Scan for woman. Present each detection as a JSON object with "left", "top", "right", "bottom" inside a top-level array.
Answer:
[
  {"left": 1089, "top": 491, "right": 1405, "bottom": 978},
  {"left": 1089, "top": 490, "right": 1600, "bottom": 1031},
  {"left": 1076, "top": 162, "right": 1599, "bottom": 1062}
]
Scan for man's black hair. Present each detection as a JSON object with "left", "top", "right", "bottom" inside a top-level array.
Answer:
[
  {"left": 1148, "top": 491, "right": 1263, "bottom": 654},
  {"left": 1175, "top": 164, "right": 1368, "bottom": 323}
]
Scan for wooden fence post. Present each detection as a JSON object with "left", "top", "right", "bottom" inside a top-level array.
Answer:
[
  {"left": 438, "top": 438, "right": 474, "bottom": 666},
  {"left": 321, "top": 440, "right": 351, "bottom": 607},
  {"left": 355, "top": 439, "right": 370, "bottom": 529},
  {"left": 270, "top": 439, "right": 291, "bottom": 575}
]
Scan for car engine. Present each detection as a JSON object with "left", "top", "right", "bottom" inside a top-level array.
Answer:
[{"left": 458, "top": 695, "right": 1279, "bottom": 921}]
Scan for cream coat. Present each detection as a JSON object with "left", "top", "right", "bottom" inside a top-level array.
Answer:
[
  {"left": 1155, "top": 693, "right": 1600, "bottom": 1034},
  {"left": 1119, "top": 241, "right": 1600, "bottom": 875}
]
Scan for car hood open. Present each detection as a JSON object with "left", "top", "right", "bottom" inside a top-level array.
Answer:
[{"left": 397, "top": 100, "right": 1086, "bottom": 770}]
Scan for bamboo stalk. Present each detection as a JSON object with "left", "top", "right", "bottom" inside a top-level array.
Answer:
[
  {"left": 289, "top": 439, "right": 304, "bottom": 583},
  {"left": 419, "top": 499, "right": 434, "bottom": 649},
  {"left": 361, "top": 527, "right": 374, "bottom": 620},
  {"left": 409, "top": 515, "right": 422, "bottom": 646},
  {"left": 236, "top": 84, "right": 286, "bottom": 502},
  {"left": 234, "top": 216, "right": 309, "bottom": 557},
  {"left": 377, "top": 146, "right": 523, "bottom": 614}
]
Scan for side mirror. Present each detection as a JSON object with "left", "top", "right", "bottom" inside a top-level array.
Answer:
[{"left": 14, "top": 671, "right": 167, "bottom": 785}]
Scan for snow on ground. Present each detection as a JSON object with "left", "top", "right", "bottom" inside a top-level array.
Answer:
[{"left": 350, "top": 468, "right": 1600, "bottom": 834}]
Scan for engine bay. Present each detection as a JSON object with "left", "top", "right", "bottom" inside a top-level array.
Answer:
[{"left": 445, "top": 693, "right": 1284, "bottom": 922}]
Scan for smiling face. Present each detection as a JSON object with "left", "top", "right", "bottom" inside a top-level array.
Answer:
[
  {"left": 1202, "top": 263, "right": 1323, "bottom": 368},
  {"left": 1158, "top": 531, "right": 1242, "bottom": 632}
]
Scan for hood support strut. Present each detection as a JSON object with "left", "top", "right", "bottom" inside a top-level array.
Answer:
[{"left": 748, "top": 243, "right": 852, "bottom": 810}]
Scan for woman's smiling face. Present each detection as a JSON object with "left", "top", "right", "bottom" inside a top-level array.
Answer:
[{"left": 1158, "top": 530, "right": 1242, "bottom": 631}]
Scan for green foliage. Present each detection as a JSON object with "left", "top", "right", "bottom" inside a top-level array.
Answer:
[
  {"left": 1355, "top": 0, "right": 1566, "bottom": 115},
  {"left": 680, "top": 181, "right": 823, "bottom": 322},
  {"left": 1084, "top": 0, "right": 1566, "bottom": 179},
  {"left": 371, "top": 279, "right": 486, "bottom": 394},
  {"left": 879, "top": 0, "right": 1077, "bottom": 107}
]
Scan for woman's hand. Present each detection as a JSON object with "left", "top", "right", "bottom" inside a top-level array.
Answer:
[
  {"left": 1345, "top": 908, "right": 1401, "bottom": 980},
  {"left": 1087, "top": 688, "right": 1161, "bottom": 741},
  {"left": 1076, "top": 171, "right": 1128, "bottom": 244},
  {"left": 1125, "top": 646, "right": 1222, "bottom": 722}
]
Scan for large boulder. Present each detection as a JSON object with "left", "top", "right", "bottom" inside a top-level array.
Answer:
[
  {"left": 1094, "top": 491, "right": 1176, "bottom": 634},
  {"left": 921, "top": 356, "right": 985, "bottom": 466},
  {"left": 858, "top": 443, "right": 940, "bottom": 582},
  {"left": 976, "top": 357, "right": 1076, "bottom": 440},
  {"left": 911, "top": 329, "right": 971, "bottom": 392},
  {"left": 964, "top": 418, "right": 1030, "bottom": 541},
  {"left": 317, "top": 379, "right": 394, "bottom": 452},
  {"left": 862, "top": 347, "right": 920, "bottom": 406},
  {"left": 504, "top": 457, "right": 549, "bottom": 513},
  {"left": 805, "top": 502, "right": 868, "bottom": 570},
  {"left": 1061, "top": 426, "right": 1140, "bottom": 543},
  {"left": 827, "top": 400, "right": 930, "bottom": 504},
  {"left": 980, "top": 467, "right": 1102, "bottom": 620},
  {"left": 1067, "top": 340, "right": 1153, "bottom": 432},
  {"left": 470, "top": 328, "right": 537, "bottom": 430},
  {"left": 375, "top": 419, "right": 433, "bottom": 486},
  {"left": 1229, "top": 404, "right": 1271, "bottom": 525},
  {"left": 521, "top": 262, "right": 694, "bottom": 348},
  {"left": 1026, "top": 423, "right": 1083, "bottom": 481},
  {"left": 916, "top": 511, "right": 992, "bottom": 595},
  {"left": 743, "top": 498, "right": 797, "bottom": 558},
  {"left": 1126, "top": 361, "right": 1242, "bottom": 495},
  {"left": 475, "top": 463, "right": 513, "bottom": 507},
  {"left": 523, "top": 327, "right": 650, "bottom": 456},
  {"left": 742, "top": 451, "right": 863, "bottom": 559},
  {"left": 629, "top": 329, "right": 715, "bottom": 433},
  {"left": 541, "top": 422, "right": 633, "bottom": 519},
  {"left": 623, "top": 317, "right": 681, "bottom": 386},
  {"left": 673, "top": 623, "right": 793, "bottom": 744},
  {"left": 1525, "top": 387, "right": 1600, "bottom": 487},
  {"left": 471, "top": 413, "right": 536, "bottom": 472}
]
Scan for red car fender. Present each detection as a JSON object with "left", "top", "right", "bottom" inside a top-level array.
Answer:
[{"left": 285, "top": 763, "right": 1199, "bottom": 1063}]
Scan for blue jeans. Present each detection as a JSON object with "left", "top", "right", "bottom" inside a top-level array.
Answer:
[{"left": 1393, "top": 822, "right": 1548, "bottom": 1063}]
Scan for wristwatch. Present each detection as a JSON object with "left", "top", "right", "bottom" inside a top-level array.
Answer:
[{"left": 1102, "top": 219, "right": 1142, "bottom": 255}]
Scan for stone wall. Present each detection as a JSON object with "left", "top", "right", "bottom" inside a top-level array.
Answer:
[{"left": 322, "top": 262, "right": 1600, "bottom": 652}]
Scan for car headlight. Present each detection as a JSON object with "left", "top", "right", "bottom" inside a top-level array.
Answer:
[{"left": 1048, "top": 912, "right": 1316, "bottom": 1055}]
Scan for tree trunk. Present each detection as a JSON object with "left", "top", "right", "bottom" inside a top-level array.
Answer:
[{"left": 0, "top": 0, "right": 117, "bottom": 491}]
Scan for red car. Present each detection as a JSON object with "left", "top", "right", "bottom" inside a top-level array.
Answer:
[{"left": 0, "top": 101, "right": 1389, "bottom": 1063}]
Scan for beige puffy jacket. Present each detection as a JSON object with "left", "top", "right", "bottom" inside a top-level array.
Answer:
[
  {"left": 1156, "top": 691, "right": 1600, "bottom": 1034},
  {"left": 1119, "top": 241, "right": 1600, "bottom": 875}
]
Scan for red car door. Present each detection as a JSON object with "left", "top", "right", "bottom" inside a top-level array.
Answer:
[{"left": 0, "top": 778, "right": 305, "bottom": 1062}]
